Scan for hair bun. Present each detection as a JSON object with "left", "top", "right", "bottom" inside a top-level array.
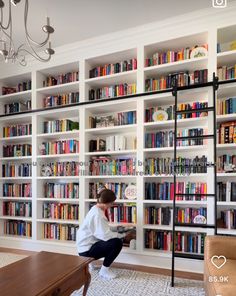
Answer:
[{"left": 97, "top": 186, "right": 106, "bottom": 195}]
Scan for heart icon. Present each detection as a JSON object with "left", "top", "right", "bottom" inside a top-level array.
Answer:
[{"left": 211, "top": 255, "right": 227, "bottom": 269}]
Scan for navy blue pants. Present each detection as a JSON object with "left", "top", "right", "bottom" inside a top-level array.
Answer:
[{"left": 79, "top": 238, "right": 123, "bottom": 267}]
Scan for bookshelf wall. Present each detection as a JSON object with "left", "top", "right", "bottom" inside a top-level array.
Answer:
[{"left": 0, "top": 6, "right": 236, "bottom": 272}]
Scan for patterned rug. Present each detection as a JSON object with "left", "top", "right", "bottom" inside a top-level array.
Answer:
[
  {"left": 71, "top": 268, "right": 206, "bottom": 296},
  {"left": 0, "top": 252, "right": 28, "bottom": 268}
]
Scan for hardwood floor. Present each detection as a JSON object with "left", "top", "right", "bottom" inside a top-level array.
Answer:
[{"left": 0, "top": 247, "right": 203, "bottom": 281}]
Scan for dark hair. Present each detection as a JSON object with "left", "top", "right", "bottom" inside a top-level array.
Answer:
[{"left": 97, "top": 188, "right": 116, "bottom": 204}]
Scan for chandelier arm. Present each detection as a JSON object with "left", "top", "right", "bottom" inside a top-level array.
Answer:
[
  {"left": 17, "top": 46, "right": 51, "bottom": 62},
  {"left": 24, "top": 0, "right": 51, "bottom": 47},
  {"left": 0, "top": 1, "right": 12, "bottom": 30}
]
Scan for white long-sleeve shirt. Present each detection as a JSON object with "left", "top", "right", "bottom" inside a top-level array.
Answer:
[{"left": 76, "top": 205, "right": 123, "bottom": 253}]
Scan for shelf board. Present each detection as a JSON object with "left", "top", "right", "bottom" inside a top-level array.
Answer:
[
  {"left": 0, "top": 156, "right": 32, "bottom": 161},
  {"left": 85, "top": 150, "right": 136, "bottom": 156},
  {"left": 85, "top": 199, "right": 137, "bottom": 203},
  {"left": 144, "top": 145, "right": 208, "bottom": 153},
  {"left": 37, "top": 153, "right": 80, "bottom": 159},
  {"left": 217, "top": 228, "right": 236, "bottom": 235},
  {"left": 216, "top": 114, "right": 236, "bottom": 123},
  {"left": 0, "top": 177, "right": 32, "bottom": 180},
  {"left": 85, "top": 70, "right": 137, "bottom": 87},
  {"left": 217, "top": 50, "right": 236, "bottom": 67},
  {"left": 37, "top": 176, "right": 79, "bottom": 180},
  {"left": 143, "top": 224, "right": 171, "bottom": 230},
  {"left": 37, "top": 130, "right": 79, "bottom": 139},
  {"left": 85, "top": 175, "right": 137, "bottom": 179},
  {"left": 0, "top": 197, "right": 32, "bottom": 201},
  {"left": 0, "top": 135, "right": 32, "bottom": 142},
  {"left": 36, "top": 81, "right": 80, "bottom": 95},
  {"left": 38, "top": 238, "right": 76, "bottom": 245},
  {"left": 218, "top": 81, "right": 236, "bottom": 97},
  {"left": 0, "top": 90, "right": 32, "bottom": 101},
  {"left": 175, "top": 226, "right": 208, "bottom": 233},
  {"left": 0, "top": 235, "right": 32, "bottom": 240},
  {"left": 37, "top": 198, "right": 80, "bottom": 203},
  {"left": 144, "top": 57, "right": 208, "bottom": 77},
  {"left": 37, "top": 218, "right": 79, "bottom": 225},
  {"left": 143, "top": 200, "right": 207, "bottom": 205},
  {"left": 109, "top": 222, "right": 136, "bottom": 227},
  {"left": 218, "top": 202, "right": 236, "bottom": 206},
  {"left": 217, "top": 173, "right": 236, "bottom": 177},
  {"left": 0, "top": 216, "right": 32, "bottom": 222},
  {"left": 144, "top": 117, "right": 207, "bottom": 130},
  {"left": 143, "top": 249, "right": 171, "bottom": 258},
  {"left": 85, "top": 124, "right": 137, "bottom": 135},
  {"left": 217, "top": 143, "right": 236, "bottom": 150}
]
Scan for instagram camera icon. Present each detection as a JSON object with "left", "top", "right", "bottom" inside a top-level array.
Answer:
[{"left": 212, "top": 0, "right": 227, "bottom": 8}]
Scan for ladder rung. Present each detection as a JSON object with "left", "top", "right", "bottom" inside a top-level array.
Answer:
[
  {"left": 175, "top": 223, "right": 215, "bottom": 229},
  {"left": 174, "top": 252, "right": 204, "bottom": 260},
  {"left": 176, "top": 107, "right": 214, "bottom": 114},
  {"left": 174, "top": 193, "right": 215, "bottom": 197},
  {"left": 176, "top": 135, "right": 214, "bottom": 141}
]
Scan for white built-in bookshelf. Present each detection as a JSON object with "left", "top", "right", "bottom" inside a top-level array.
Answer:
[{"left": 0, "top": 10, "right": 236, "bottom": 273}]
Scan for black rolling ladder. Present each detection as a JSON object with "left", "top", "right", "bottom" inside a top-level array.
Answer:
[{"left": 171, "top": 73, "right": 219, "bottom": 287}]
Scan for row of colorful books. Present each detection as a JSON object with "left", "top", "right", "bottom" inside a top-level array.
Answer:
[
  {"left": 43, "top": 92, "right": 80, "bottom": 108},
  {"left": 43, "top": 119, "right": 79, "bottom": 134},
  {"left": 40, "top": 162, "right": 80, "bottom": 177},
  {"left": 176, "top": 207, "right": 207, "bottom": 224},
  {"left": 217, "top": 182, "right": 236, "bottom": 202},
  {"left": 217, "top": 121, "right": 236, "bottom": 144},
  {"left": 2, "top": 164, "right": 32, "bottom": 177},
  {"left": 217, "top": 154, "right": 236, "bottom": 173},
  {"left": 42, "top": 203, "right": 79, "bottom": 220},
  {"left": 89, "top": 111, "right": 137, "bottom": 128},
  {"left": 217, "top": 97, "right": 236, "bottom": 115},
  {"left": 88, "top": 83, "right": 136, "bottom": 100},
  {"left": 217, "top": 65, "right": 236, "bottom": 81},
  {"left": 107, "top": 204, "right": 137, "bottom": 224},
  {"left": 144, "top": 207, "right": 171, "bottom": 225},
  {"left": 89, "top": 182, "right": 134, "bottom": 200},
  {"left": 4, "top": 100, "right": 31, "bottom": 115},
  {"left": 3, "top": 123, "right": 32, "bottom": 138},
  {"left": 4, "top": 220, "right": 32, "bottom": 237},
  {"left": 44, "top": 182, "right": 79, "bottom": 199},
  {"left": 145, "top": 182, "right": 207, "bottom": 201},
  {"left": 43, "top": 223, "right": 79, "bottom": 241},
  {"left": 3, "top": 183, "right": 32, "bottom": 198},
  {"left": 43, "top": 71, "right": 79, "bottom": 87},
  {"left": 3, "top": 144, "right": 32, "bottom": 157},
  {"left": 2, "top": 81, "right": 31, "bottom": 95},
  {"left": 89, "top": 59, "right": 137, "bottom": 78},
  {"left": 145, "top": 156, "right": 208, "bottom": 175},
  {"left": 220, "top": 210, "right": 236, "bottom": 229},
  {"left": 144, "top": 230, "right": 205, "bottom": 254},
  {"left": 145, "top": 69, "right": 208, "bottom": 92},
  {"left": 89, "top": 157, "right": 136, "bottom": 176},
  {"left": 3, "top": 201, "right": 32, "bottom": 217},
  {"left": 40, "top": 139, "right": 79, "bottom": 155},
  {"left": 145, "top": 44, "right": 208, "bottom": 67}
]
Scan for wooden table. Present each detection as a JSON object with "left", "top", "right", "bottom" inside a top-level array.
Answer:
[{"left": 0, "top": 251, "right": 93, "bottom": 296}]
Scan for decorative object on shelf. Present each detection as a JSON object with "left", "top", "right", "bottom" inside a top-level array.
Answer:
[
  {"left": 152, "top": 110, "right": 168, "bottom": 122},
  {"left": 41, "top": 165, "right": 52, "bottom": 177},
  {"left": 193, "top": 215, "right": 207, "bottom": 224},
  {"left": 125, "top": 185, "right": 137, "bottom": 200},
  {"left": 0, "top": 0, "right": 55, "bottom": 66},
  {"left": 190, "top": 46, "right": 208, "bottom": 59}
]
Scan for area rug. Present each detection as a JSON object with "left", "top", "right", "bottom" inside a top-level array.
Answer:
[
  {"left": 0, "top": 252, "right": 28, "bottom": 268},
  {"left": 71, "top": 268, "right": 206, "bottom": 296}
]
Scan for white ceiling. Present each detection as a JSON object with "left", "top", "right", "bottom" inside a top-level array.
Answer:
[{"left": 1, "top": 0, "right": 236, "bottom": 49}]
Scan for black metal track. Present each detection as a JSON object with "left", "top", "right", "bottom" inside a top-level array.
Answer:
[
  {"left": 176, "top": 107, "right": 214, "bottom": 114},
  {"left": 176, "top": 135, "right": 214, "bottom": 140},
  {"left": 174, "top": 253, "right": 204, "bottom": 260}
]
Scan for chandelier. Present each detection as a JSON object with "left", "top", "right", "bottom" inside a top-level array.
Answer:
[{"left": 0, "top": 0, "right": 55, "bottom": 66}]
